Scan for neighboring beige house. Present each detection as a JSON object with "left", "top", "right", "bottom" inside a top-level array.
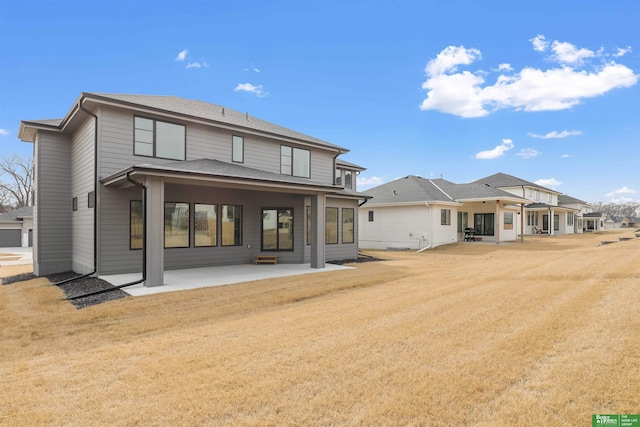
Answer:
[
  {"left": 473, "top": 173, "right": 585, "bottom": 236},
  {"left": 359, "top": 175, "right": 526, "bottom": 250},
  {"left": 0, "top": 206, "right": 33, "bottom": 247},
  {"left": 359, "top": 172, "right": 603, "bottom": 251},
  {"left": 621, "top": 217, "right": 640, "bottom": 229},
  {"left": 19, "top": 92, "right": 367, "bottom": 287}
]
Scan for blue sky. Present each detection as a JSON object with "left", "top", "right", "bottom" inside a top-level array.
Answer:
[{"left": 1, "top": 0, "right": 638, "bottom": 204}]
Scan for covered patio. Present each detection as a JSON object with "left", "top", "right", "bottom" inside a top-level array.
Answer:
[{"left": 100, "top": 262, "right": 353, "bottom": 296}]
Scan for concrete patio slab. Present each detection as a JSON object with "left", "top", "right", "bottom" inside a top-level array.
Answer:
[{"left": 100, "top": 263, "right": 353, "bottom": 297}]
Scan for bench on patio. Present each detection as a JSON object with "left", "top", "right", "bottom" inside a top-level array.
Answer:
[{"left": 255, "top": 255, "right": 279, "bottom": 265}]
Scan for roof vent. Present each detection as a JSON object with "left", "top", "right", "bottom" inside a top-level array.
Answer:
[
  {"left": 222, "top": 107, "right": 225, "bottom": 116},
  {"left": 393, "top": 190, "right": 397, "bottom": 196},
  {"left": 245, "top": 112, "right": 250, "bottom": 122}
]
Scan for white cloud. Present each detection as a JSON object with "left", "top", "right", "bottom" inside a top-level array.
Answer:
[
  {"left": 475, "top": 138, "right": 514, "bottom": 159},
  {"left": 550, "top": 41, "right": 595, "bottom": 65},
  {"left": 186, "top": 61, "right": 210, "bottom": 69},
  {"left": 0, "top": 128, "right": 9, "bottom": 136},
  {"left": 234, "top": 83, "right": 269, "bottom": 98},
  {"left": 606, "top": 186, "right": 637, "bottom": 198},
  {"left": 530, "top": 34, "right": 549, "bottom": 52},
  {"left": 175, "top": 49, "right": 188, "bottom": 61},
  {"left": 535, "top": 178, "right": 562, "bottom": 189},
  {"left": 497, "top": 63, "right": 513, "bottom": 72},
  {"left": 528, "top": 130, "right": 582, "bottom": 139},
  {"left": 561, "top": 154, "right": 570, "bottom": 158},
  {"left": 420, "top": 37, "right": 638, "bottom": 118},
  {"left": 425, "top": 45, "right": 481, "bottom": 77},
  {"left": 357, "top": 176, "right": 385, "bottom": 189},
  {"left": 613, "top": 46, "right": 632, "bottom": 57},
  {"left": 516, "top": 148, "right": 541, "bottom": 158}
]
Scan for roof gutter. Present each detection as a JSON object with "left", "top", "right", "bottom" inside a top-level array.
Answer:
[{"left": 66, "top": 172, "right": 147, "bottom": 300}]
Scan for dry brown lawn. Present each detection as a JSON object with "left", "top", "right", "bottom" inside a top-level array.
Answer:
[{"left": 1, "top": 231, "right": 638, "bottom": 426}]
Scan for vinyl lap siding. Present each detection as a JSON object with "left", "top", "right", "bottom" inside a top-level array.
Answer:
[
  {"left": 71, "top": 117, "right": 95, "bottom": 273},
  {"left": 359, "top": 205, "right": 431, "bottom": 250},
  {"left": 303, "top": 197, "right": 360, "bottom": 262},
  {"left": 35, "top": 131, "right": 72, "bottom": 275}
]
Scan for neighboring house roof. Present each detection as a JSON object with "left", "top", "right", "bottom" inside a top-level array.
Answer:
[
  {"left": 622, "top": 217, "right": 640, "bottom": 223},
  {"left": 336, "top": 159, "right": 366, "bottom": 171},
  {"left": 362, "top": 175, "right": 525, "bottom": 205},
  {"left": 584, "top": 212, "right": 604, "bottom": 218},
  {"left": 473, "top": 172, "right": 561, "bottom": 194},
  {"left": 102, "top": 158, "right": 368, "bottom": 199},
  {"left": 558, "top": 194, "right": 588, "bottom": 205},
  {"left": 20, "top": 92, "right": 347, "bottom": 153},
  {"left": 0, "top": 206, "right": 33, "bottom": 221}
]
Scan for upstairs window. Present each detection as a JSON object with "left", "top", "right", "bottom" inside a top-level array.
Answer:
[
  {"left": 134, "top": 116, "right": 185, "bottom": 161},
  {"left": 547, "top": 193, "right": 553, "bottom": 203},
  {"left": 335, "top": 169, "right": 342, "bottom": 186},
  {"left": 281, "top": 146, "right": 310, "bottom": 178},
  {"left": 232, "top": 135, "right": 244, "bottom": 163},
  {"left": 344, "top": 170, "right": 353, "bottom": 189},
  {"left": 534, "top": 190, "right": 540, "bottom": 201}
]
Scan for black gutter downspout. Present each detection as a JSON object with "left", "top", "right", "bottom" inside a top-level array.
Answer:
[
  {"left": 66, "top": 172, "right": 146, "bottom": 300},
  {"left": 53, "top": 99, "right": 98, "bottom": 286}
]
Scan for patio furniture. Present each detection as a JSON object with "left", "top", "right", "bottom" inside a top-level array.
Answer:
[
  {"left": 464, "top": 228, "right": 476, "bottom": 242},
  {"left": 255, "top": 255, "right": 279, "bottom": 265}
]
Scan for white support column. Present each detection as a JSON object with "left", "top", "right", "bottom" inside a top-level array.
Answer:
[
  {"left": 495, "top": 200, "right": 500, "bottom": 245},
  {"left": 310, "top": 192, "right": 326, "bottom": 269},
  {"left": 144, "top": 176, "right": 164, "bottom": 287},
  {"left": 520, "top": 203, "right": 525, "bottom": 243},
  {"left": 549, "top": 208, "right": 555, "bottom": 236}
]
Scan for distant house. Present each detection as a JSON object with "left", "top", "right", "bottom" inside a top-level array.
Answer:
[
  {"left": 359, "top": 172, "right": 601, "bottom": 251},
  {"left": 604, "top": 216, "right": 622, "bottom": 229},
  {"left": 472, "top": 173, "right": 588, "bottom": 236},
  {"left": 19, "top": 92, "right": 367, "bottom": 287},
  {"left": 359, "top": 175, "right": 526, "bottom": 249},
  {"left": 0, "top": 206, "right": 33, "bottom": 247},
  {"left": 621, "top": 217, "right": 640, "bottom": 229}
]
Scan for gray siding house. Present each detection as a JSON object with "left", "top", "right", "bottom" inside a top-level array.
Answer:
[{"left": 19, "top": 93, "right": 367, "bottom": 287}]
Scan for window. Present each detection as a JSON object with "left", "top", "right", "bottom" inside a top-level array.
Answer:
[
  {"left": 88, "top": 191, "right": 95, "bottom": 208},
  {"left": 335, "top": 169, "right": 342, "bottom": 186},
  {"left": 164, "top": 202, "right": 190, "bottom": 248},
  {"left": 342, "top": 208, "right": 354, "bottom": 243},
  {"left": 554, "top": 214, "right": 560, "bottom": 231},
  {"left": 457, "top": 212, "right": 468, "bottom": 232},
  {"left": 441, "top": 209, "right": 451, "bottom": 226},
  {"left": 344, "top": 170, "right": 353, "bottom": 189},
  {"left": 134, "top": 116, "right": 185, "bottom": 161},
  {"left": 195, "top": 204, "right": 217, "bottom": 247},
  {"left": 547, "top": 193, "right": 553, "bottom": 203},
  {"left": 368, "top": 210, "right": 374, "bottom": 222},
  {"left": 280, "top": 146, "right": 310, "bottom": 178},
  {"left": 232, "top": 135, "right": 244, "bottom": 163},
  {"left": 326, "top": 207, "right": 338, "bottom": 244},
  {"left": 130, "top": 200, "right": 143, "bottom": 249},
  {"left": 222, "top": 205, "right": 242, "bottom": 246},
  {"left": 528, "top": 188, "right": 532, "bottom": 198},
  {"left": 504, "top": 212, "right": 513, "bottom": 230},
  {"left": 527, "top": 212, "right": 531, "bottom": 226},
  {"left": 567, "top": 213, "right": 574, "bottom": 226},
  {"left": 474, "top": 213, "right": 495, "bottom": 235},
  {"left": 262, "top": 208, "right": 293, "bottom": 251},
  {"left": 72, "top": 197, "right": 78, "bottom": 212},
  {"left": 534, "top": 190, "right": 540, "bottom": 201}
]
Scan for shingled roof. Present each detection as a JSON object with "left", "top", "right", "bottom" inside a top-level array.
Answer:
[
  {"left": 21, "top": 92, "right": 348, "bottom": 153},
  {"left": 473, "top": 172, "right": 560, "bottom": 194},
  {"left": 362, "top": 175, "right": 525, "bottom": 205}
]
